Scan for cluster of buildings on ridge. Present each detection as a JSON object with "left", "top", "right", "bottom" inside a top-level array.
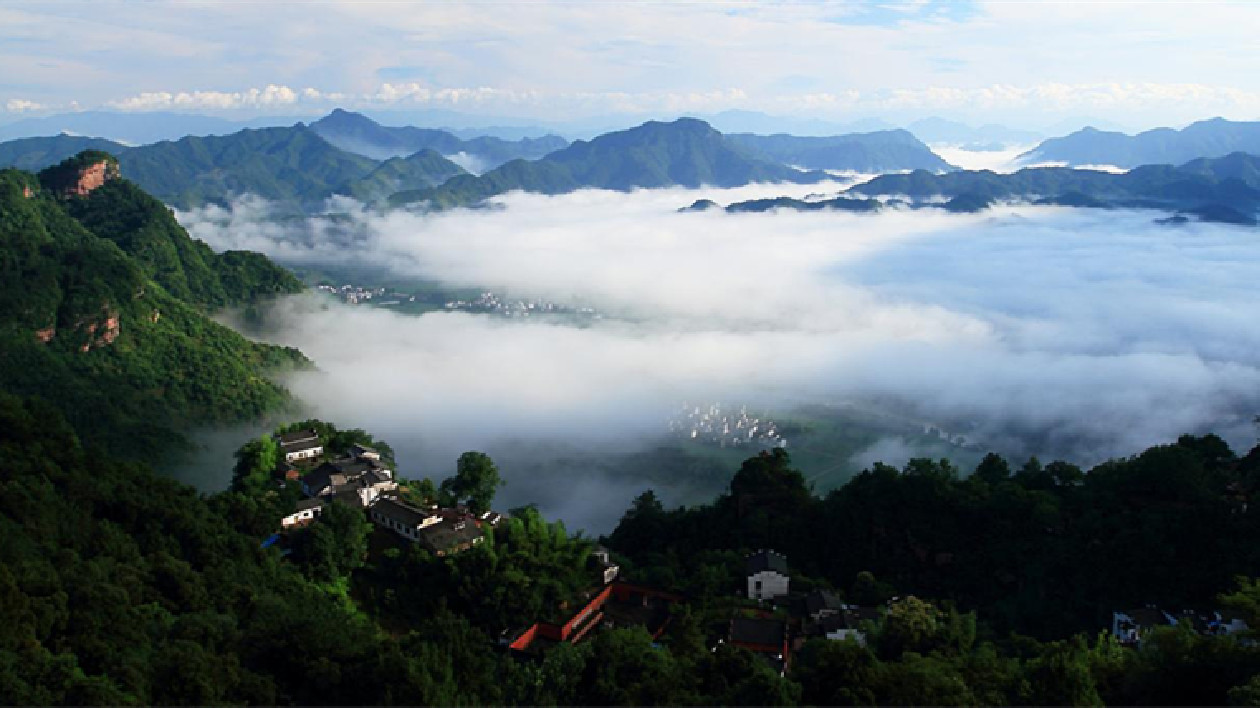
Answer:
[
  {"left": 728, "top": 549, "right": 881, "bottom": 674},
  {"left": 668, "top": 403, "right": 789, "bottom": 450},
  {"left": 735, "top": 548, "right": 1254, "bottom": 674},
  {"left": 273, "top": 429, "right": 501, "bottom": 557}
]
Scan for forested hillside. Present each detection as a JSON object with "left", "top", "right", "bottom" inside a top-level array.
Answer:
[{"left": 0, "top": 153, "right": 307, "bottom": 460}]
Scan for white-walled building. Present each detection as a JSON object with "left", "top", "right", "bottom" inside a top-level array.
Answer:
[{"left": 746, "top": 549, "right": 790, "bottom": 600}]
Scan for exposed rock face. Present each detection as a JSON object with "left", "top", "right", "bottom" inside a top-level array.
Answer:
[
  {"left": 35, "top": 327, "right": 55, "bottom": 343},
  {"left": 78, "top": 312, "right": 121, "bottom": 352},
  {"left": 66, "top": 160, "right": 118, "bottom": 197}
]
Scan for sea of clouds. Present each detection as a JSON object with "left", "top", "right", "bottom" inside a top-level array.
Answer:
[{"left": 179, "top": 183, "right": 1260, "bottom": 530}]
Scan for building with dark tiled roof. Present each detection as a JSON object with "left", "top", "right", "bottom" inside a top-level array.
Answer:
[
  {"left": 276, "top": 429, "right": 324, "bottom": 463},
  {"left": 730, "top": 617, "right": 790, "bottom": 673},
  {"left": 746, "top": 549, "right": 790, "bottom": 600},
  {"left": 371, "top": 497, "right": 441, "bottom": 542}
]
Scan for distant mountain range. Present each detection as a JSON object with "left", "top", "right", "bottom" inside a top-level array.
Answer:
[
  {"left": 905, "top": 117, "right": 1043, "bottom": 148},
  {"left": 0, "top": 125, "right": 468, "bottom": 209},
  {"left": 842, "top": 151, "right": 1260, "bottom": 224},
  {"left": 309, "top": 109, "right": 568, "bottom": 169},
  {"left": 726, "top": 130, "right": 952, "bottom": 172},
  {"left": 0, "top": 113, "right": 973, "bottom": 211},
  {"left": 0, "top": 110, "right": 300, "bottom": 145},
  {"left": 390, "top": 118, "right": 835, "bottom": 208},
  {"left": 1020, "top": 118, "right": 1260, "bottom": 168}
]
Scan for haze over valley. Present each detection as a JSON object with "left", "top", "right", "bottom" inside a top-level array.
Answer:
[{"left": 170, "top": 179, "right": 1260, "bottom": 530}]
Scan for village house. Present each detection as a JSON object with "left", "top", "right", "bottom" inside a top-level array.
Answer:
[
  {"left": 369, "top": 497, "right": 486, "bottom": 556},
  {"left": 816, "top": 605, "right": 880, "bottom": 645},
  {"left": 276, "top": 429, "right": 324, "bottom": 463},
  {"left": 1112, "top": 606, "right": 1250, "bottom": 646},
  {"left": 281, "top": 499, "right": 323, "bottom": 529},
  {"left": 746, "top": 549, "right": 791, "bottom": 600},
  {"left": 592, "top": 546, "right": 620, "bottom": 584},
  {"left": 508, "top": 583, "right": 682, "bottom": 656},
  {"left": 728, "top": 617, "right": 791, "bottom": 673},
  {"left": 804, "top": 589, "right": 844, "bottom": 621},
  {"left": 301, "top": 454, "right": 397, "bottom": 508},
  {"left": 371, "top": 497, "right": 441, "bottom": 541}
]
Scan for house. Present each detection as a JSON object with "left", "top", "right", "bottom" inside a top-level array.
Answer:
[
  {"left": 508, "top": 583, "right": 682, "bottom": 655},
  {"left": 746, "top": 549, "right": 790, "bottom": 600},
  {"left": 281, "top": 499, "right": 323, "bottom": 529},
  {"left": 1112, "top": 607, "right": 1176, "bottom": 646},
  {"left": 805, "top": 589, "right": 844, "bottom": 621},
  {"left": 817, "top": 606, "right": 880, "bottom": 645},
  {"left": 592, "top": 546, "right": 620, "bottom": 584},
  {"left": 479, "top": 510, "right": 504, "bottom": 527},
  {"left": 729, "top": 617, "right": 791, "bottom": 673},
  {"left": 419, "top": 513, "right": 485, "bottom": 556},
  {"left": 349, "top": 443, "right": 381, "bottom": 461},
  {"left": 276, "top": 429, "right": 323, "bottom": 463},
  {"left": 301, "top": 455, "right": 397, "bottom": 507},
  {"left": 371, "top": 497, "right": 442, "bottom": 542},
  {"left": 1112, "top": 606, "right": 1251, "bottom": 646}
]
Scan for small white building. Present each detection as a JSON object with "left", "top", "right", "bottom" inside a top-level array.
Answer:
[
  {"left": 277, "top": 429, "right": 323, "bottom": 463},
  {"left": 371, "top": 497, "right": 442, "bottom": 542},
  {"left": 746, "top": 549, "right": 790, "bottom": 601},
  {"left": 281, "top": 499, "right": 323, "bottom": 528}
]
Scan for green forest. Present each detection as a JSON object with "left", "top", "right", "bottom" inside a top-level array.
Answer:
[{"left": 0, "top": 153, "right": 306, "bottom": 461}]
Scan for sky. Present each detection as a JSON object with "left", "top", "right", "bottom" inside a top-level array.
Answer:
[
  {"left": 3, "top": 0, "right": 1260, "bottom": 131},
  {"left": 180, "top": 185, "right": 1260, "bottom": 530}
]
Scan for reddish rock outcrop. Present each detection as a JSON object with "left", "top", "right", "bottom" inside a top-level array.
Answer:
[
  {"left": 66, "top": 161, "right": 117, "bottom": 196},
  {"left": 77, "top": 312, "right": 121, "bottom": 352}
]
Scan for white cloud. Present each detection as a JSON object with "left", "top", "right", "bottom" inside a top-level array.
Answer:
[
  {"left": 182, "top": 185, "right": 1260, "bottom": 532},
  {"left": 8, "top": 1, "right": 1260, "bottom": 127},
  {"left": 3, "top": 98, "right": 45, "bottom": 113}
]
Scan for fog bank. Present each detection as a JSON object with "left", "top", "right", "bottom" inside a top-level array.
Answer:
[{"left": 184, "top": 185, "right": 1260, "bottom": 531}]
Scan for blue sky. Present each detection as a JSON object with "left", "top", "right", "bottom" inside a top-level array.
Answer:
[{"left": 2, "top": 0, "right": 1259, "bottom": 130}]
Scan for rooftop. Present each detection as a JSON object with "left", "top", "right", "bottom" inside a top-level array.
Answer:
[{"left": 746, "top": 549, "right": 789, "bottom": 576}]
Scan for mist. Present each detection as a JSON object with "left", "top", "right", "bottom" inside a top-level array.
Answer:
[{"left": 182, "top": 185, "right": 1260, "bottom": 531}]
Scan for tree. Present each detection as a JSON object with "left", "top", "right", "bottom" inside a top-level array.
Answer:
[
  {"left": 439, "top": 451, "right": 503, "bottom": 513},
  {"left": 972, "top": 452, "right": 1010, "bottom": 485}
]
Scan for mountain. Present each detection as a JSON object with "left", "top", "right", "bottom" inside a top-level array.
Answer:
[
  {"left": 0, "top": 133, "right": 128, "bottom": 171},
  {"left": 725, "top": 130, "right": 953, "bottom": 172},
  {"left": 393, "top": 118, "right": 829, "bottom": 208},
  {"left": 0, "top": 126, "right": 470, "bottom": 210},
  {"left": 337, "top": 148, "right": 467, "bottom": 203},
  {"left": 1020, "top": 118, "right": 1260, "bottom": 168},
  {"left": 845, "top": 152, "right": 1260, "bottom": 224},
  {"left": 0, "top": 110, "right": 301, "bottom": 144},
  {"left": 906, "top": 117, "right": 1042, "bottom": 147},
  {"left": 115, "top": 125, "right": 380, "bottom": 209},
  {"left": 310, "top": 109, "right": 568, "bottom": 169},
  {"left": 0, "top": 152, "right": 306, "bottom": 460}
]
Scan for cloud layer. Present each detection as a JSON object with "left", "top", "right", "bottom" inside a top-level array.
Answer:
[
  {"left": 183, "top": 186, "right": 1260, "bottom": 529},
  {"left": 6, "top": 1, "right": 1260, "bottom": 127}
]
